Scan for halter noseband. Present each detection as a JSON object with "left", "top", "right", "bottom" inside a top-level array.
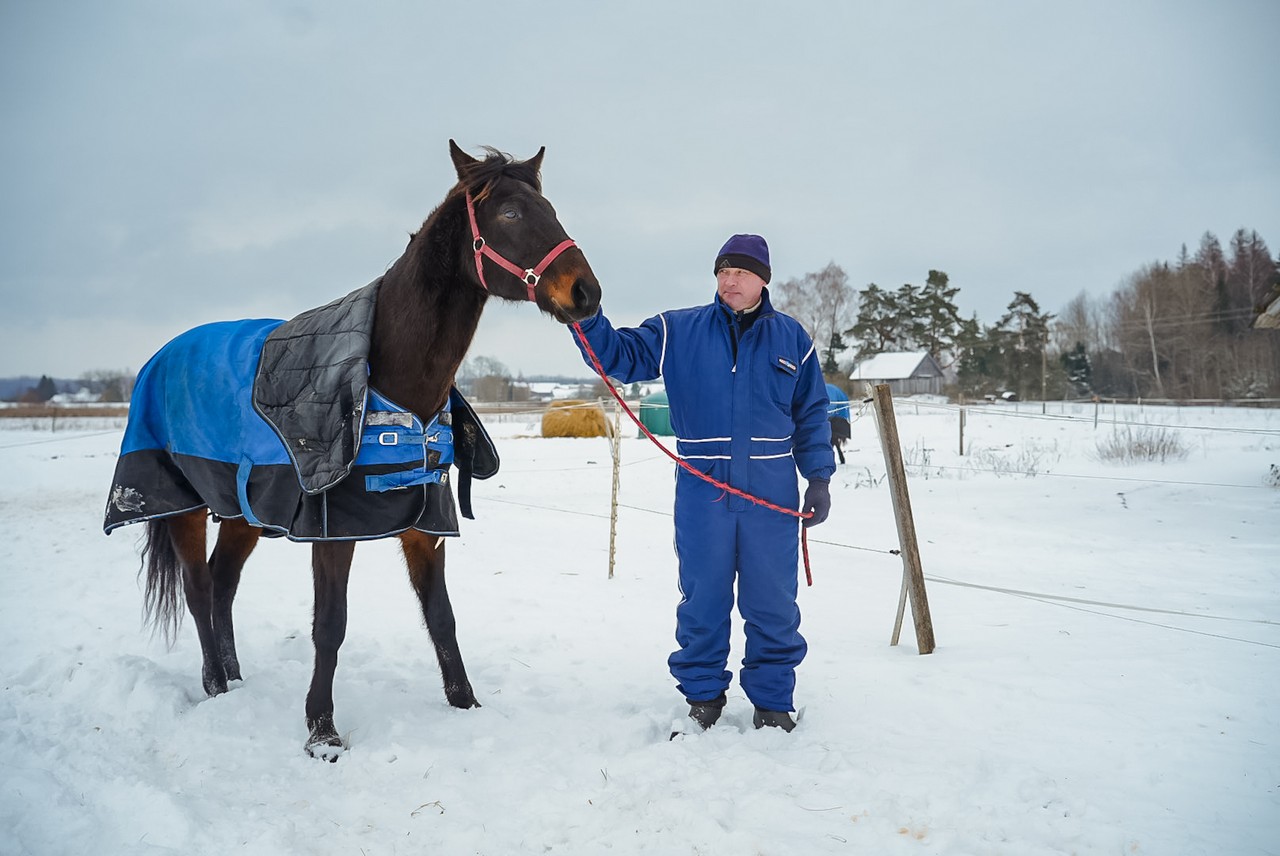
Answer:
[{"left": 465, "top": 191, "right": 577, "bottom": 302}]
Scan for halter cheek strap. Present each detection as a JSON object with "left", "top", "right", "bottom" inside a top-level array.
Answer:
[{"left": 466, "top": 192, "right": 577, "bottom": 302}]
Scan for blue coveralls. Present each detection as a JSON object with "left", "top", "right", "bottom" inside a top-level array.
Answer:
[{"left": 573, "top": 288, "right": 835, "bottom": 712}]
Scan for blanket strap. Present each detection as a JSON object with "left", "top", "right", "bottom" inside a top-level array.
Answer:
[{"left": 364, "top": 469, "right": 449, "bottom": 493}]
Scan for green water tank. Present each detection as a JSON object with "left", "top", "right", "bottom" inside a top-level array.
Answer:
[{"left": 638, "top": 390, "right": 674, "bottom": 436}]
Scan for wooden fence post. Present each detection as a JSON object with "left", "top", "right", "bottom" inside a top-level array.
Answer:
[
  {"left": 867, "top": 383, "right": 936, "bottom": 654},
  {"left": 606, "top": 396, "right": 621, "bottom": 580}
]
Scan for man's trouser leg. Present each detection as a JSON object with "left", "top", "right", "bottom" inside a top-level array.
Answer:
[
  {"left": 668, "top": 478, "right": 735, "bottom": 702},
  {"left": 738, "top": 504, "right": 806, "bottom": 712}
]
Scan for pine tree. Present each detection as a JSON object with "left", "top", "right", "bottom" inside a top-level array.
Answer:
[
  {"left": 1060, "top": 342, "right": 1092, "bottom": 396},
  {"left": 822, "top": 330, "right": 848, "bottom": 375},
  {"left": 916, "top": 270, "right": 964, "bottom": 367},
  {"left": 848, "top": 283, "right": 900, "bottom": 357},
  {"left": 34, "top": 375, "right": 57, "bottom": 402},
  {"left": 995, "top": 292, "right": 1054, "bottom": 399}
]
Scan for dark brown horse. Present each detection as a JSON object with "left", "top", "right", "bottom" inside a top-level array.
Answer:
[{"left": 121, "top": 141, "right": 600, "bottom": 759}]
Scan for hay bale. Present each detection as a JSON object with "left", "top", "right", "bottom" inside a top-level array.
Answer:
[{"left": 540, "top": 400, "right": 612, "bottom": 438}]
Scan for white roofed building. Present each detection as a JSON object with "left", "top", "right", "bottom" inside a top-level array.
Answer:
[{"left": 849, "top": 351, "right": 946, "bottom": 396}]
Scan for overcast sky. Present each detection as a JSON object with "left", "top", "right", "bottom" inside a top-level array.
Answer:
[{"left": 2, "top": 0, "right": 1277, "bottom": 381}]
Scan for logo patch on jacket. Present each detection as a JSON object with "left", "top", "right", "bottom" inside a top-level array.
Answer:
[{"left": 776, "top": 356, "right": 797, "bottom": 374}]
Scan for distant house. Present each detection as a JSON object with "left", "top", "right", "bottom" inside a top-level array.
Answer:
[{"left": 849, "top": 351, "right": 946, "bottom": 396}]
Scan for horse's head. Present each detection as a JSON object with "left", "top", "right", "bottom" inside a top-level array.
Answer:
[{"left": 449, "top": 140, "right": 601, "bottom": 324}]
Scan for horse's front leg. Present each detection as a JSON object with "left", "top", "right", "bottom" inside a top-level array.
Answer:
[
  {"left": 400, "top": 530, "right": 479, "bottom": 709},
  {"left": 208, "top": 518, "right": 261, "bottom": 682},
  {"left": 305, "top": 540, "right": 355, "bottom": 760}
]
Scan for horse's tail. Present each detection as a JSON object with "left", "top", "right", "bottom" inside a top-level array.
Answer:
[{"left": 140, "top": 518, "right": 184, "bottom": 646}]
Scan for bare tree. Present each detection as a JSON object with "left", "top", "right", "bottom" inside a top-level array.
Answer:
[{"left": 80, "top": 368, "right": 135, "bottom": 402}]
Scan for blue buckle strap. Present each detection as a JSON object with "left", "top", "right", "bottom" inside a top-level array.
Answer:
[{"left": 364, "top": 468, "right": 448, "bottom": 493}]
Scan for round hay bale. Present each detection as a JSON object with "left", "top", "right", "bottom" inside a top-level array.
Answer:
[{"left": 540, "top": 400, "right": 611, "bottom": 438}]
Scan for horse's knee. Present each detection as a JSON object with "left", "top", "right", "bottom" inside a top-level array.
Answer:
[{"left": 312, "top": 606, "right": 347, "bottom": 651}]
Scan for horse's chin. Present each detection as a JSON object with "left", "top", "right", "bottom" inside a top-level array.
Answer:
[{"left": 547, "top": 304, "right": 598, "bottom": 325}]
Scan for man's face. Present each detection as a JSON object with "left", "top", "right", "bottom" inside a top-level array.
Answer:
[{"left": 716, "top": 267, "right": 766, "bottom": 312}]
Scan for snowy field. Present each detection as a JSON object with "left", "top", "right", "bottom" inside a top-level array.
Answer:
[{"left": 1, "top": 400, "right": 1277, "bottom": 855}]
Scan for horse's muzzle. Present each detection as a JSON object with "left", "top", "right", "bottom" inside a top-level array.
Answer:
[{"left": 542, "top": 255, "right": 601, "bottom": 323}]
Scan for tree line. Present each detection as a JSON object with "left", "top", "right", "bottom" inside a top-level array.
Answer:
[
  {"left": 2, "top": 370, "right": 134, "bottom": 404},
  {"left": 15, "top": 228, "right": 1277, "bottom": 405},
  {"left": 771, "top": 227, "right": 1279, "bottom": 400}
]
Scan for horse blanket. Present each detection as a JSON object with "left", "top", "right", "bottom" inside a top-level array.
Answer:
[
  {"left": 104, "top": 280, "right": 499, "bottom": 541},
  {"left": 825, "top": 383, "right": 852, "bottom": 447}
]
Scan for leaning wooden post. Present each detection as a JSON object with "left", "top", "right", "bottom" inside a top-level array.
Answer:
[
  {"left": 605, "top": 396, "right": 622, "bottom": 580},
  {"left": 867, "top": 383, "right": 936, "bottom": 654}
]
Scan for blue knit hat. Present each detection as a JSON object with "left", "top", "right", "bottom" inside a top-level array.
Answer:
[{"left": 714, "top": 234, "right": 771, "bottom": 284}]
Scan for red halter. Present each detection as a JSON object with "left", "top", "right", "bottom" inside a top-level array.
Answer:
[{"left": 465, "top": 191, "right": 578, "bottom": 302}]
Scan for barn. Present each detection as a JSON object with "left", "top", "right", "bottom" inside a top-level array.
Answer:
[{"left": 849, "top": 351, "right": 946, "bottom": 396}]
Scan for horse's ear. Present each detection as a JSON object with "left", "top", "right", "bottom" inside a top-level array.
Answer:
[
  {"left": 526, "top": 146, "right": 545, "bottom": 174},
  {"left": 449, "top": 139, "right": 479, "bottom": 179},
  {"left": 528, "top": 146, "right": 545, "bottom": 178},
  {"left": 520, "top": 146, "right": 545, "bottom": 191}
]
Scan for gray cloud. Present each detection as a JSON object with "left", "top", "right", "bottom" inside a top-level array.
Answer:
[{"left": 2, "top": 0, "right": 1277, "bottom": 379}]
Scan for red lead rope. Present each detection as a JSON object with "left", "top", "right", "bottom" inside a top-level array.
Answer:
[{"left": 571, "top": 322, "right": 814, "bottom": 586}]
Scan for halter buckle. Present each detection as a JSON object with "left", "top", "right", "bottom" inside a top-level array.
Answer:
[{"left": 523, "top": 269, "right": 540, "bottom": 286}]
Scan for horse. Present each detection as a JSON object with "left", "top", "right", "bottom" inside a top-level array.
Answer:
[
  {"left": 104, "top": 141, "right": 601, "bottom": 759},
  {"left": 826, "top": 383, "right": 852, "bottom": 465}
]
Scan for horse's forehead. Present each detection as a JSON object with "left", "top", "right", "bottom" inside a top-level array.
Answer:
[
  {"left": 487, "top": 176, "right": 558, "bottom": 218},
  {"left": 489, "top": 174, "right": 544, "bottom": 201}
]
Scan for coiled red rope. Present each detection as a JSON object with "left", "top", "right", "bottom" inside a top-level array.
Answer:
[{"left": 571, "top": 322, "right": 814, "bottom": 585}]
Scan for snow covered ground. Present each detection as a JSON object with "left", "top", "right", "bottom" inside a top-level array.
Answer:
[{"left": 1, "top": 400, "right": 1277, "bottom": 855}]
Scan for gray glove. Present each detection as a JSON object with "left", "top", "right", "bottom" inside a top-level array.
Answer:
[{"left": 801, "top": 479, "right": 831, "bottom": 528}]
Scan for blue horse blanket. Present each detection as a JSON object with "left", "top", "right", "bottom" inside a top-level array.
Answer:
[{"left": 104, "top": 280, "right": 498, "bottom": 541}]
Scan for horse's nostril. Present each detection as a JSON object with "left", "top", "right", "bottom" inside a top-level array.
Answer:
[{"left": 573, "top": 276, "right": 601, "bottom": 311}]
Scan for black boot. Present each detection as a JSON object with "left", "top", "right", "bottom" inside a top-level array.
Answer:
[
  {"left": 670, "top": 693, "right": 727, "bottom": 739},
  {"left": 752, "top": 707, "right": 796, "bottom": 732},
  {"left": 688, "top": 693, "right": 727, "bottom": 730}
]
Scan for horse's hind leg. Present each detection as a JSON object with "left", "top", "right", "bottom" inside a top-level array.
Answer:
[
  {"left": 208, "top": 518, "right": 260, "bottom": 682},
  {"left": 400, "top": 530, "right": 479, "bottom": 709},
  {"left": 164, "top": 511, "right": 230, "bottom": 696},
  {"left": 305, "top": 540, "right": 355, "bottom": 760}
]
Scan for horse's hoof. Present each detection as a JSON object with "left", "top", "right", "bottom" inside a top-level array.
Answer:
[
  {"left": 305, "top": 737, "right": 345, "bottom": 762},
  {"left": 202, "top": 669, "right": 229, "bottom": 697},
  {"left": 445, "top": 681, "right": 480, "bottom": 709},
  {"left": 305, "top": 715, "right": 345, "bottom": 762}
]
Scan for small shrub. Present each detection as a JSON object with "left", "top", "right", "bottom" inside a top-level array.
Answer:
[
  {"left": 851, "top": 466, "right": 883, "bottom": 489},
  {"left": 1267, "top": 464, "right": 1279, "bottom": 488},
  {"left": 969, "top": 444, "right": 1052, "bottom": 478},
  {"left": 1093, "top": 426, "right": 1189, "bottom": 463},
  {"left": 902, "top": 441, "right": 941, "bottom": 479}
]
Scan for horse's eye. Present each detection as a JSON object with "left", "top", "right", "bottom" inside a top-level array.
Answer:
[{"left": 502, "top": 207, "right": 520, "bottom": 221}]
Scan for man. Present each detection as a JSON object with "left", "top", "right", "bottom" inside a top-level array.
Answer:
[{"left": 571, "top": 234, "right": 834, "bottom": 734}]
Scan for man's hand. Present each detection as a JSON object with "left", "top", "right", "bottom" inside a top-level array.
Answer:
[{"left": 801, "top": 479, "right": 831, "bottom": 528}]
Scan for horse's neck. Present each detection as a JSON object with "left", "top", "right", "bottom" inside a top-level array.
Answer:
[{"left": 368, "top": 258, "right": 485, "bottom": 420}]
